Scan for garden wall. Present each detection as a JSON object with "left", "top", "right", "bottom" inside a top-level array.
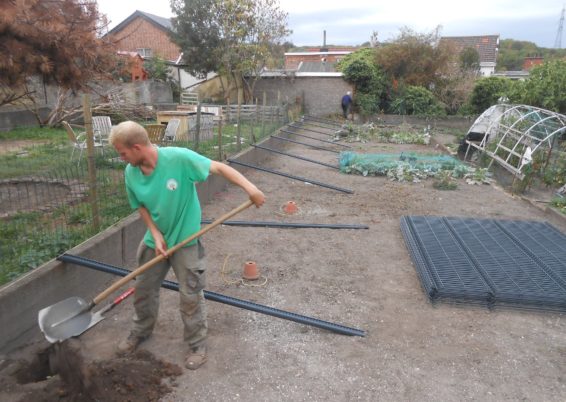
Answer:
[
  {"left": 0, "top": 107, "right": 51, "bottom": 132},
  {"left": 0, "top": 81, "right": 173, "bottom": 132},
  {"left": 253, "top": 76, "right": 352, "bottom": 117}
]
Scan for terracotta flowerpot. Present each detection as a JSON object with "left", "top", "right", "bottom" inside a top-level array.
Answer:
[
  {"left": 243, "top": 261, "right": 260, "bottom": 280},
  {"left": 283, "top": 201, "right": 298, "bottom": 214}
]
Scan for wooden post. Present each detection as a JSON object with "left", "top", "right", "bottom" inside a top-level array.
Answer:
[
  {"left": 226, "top": 97, "right": 231, "bottom": 123},
  {"left": 82, "top": 94, "right": 100, "bottom": 232},
  {"left": 277, "top": 90, "right": 281, "bottom": 123},
  {"left": 217, "top": 115, "right": 223, "bottom": 161},
  {"left": 237, "top": 91, "right": 242, "bottom": 152},
  {"left": 262, "top": 91, "right": 267, "bottom": 138},
  {"left": 195, "top": 102, "right": 201, "bottom": 151},
  {"left": 250, "top": 123, "right": 256, "bottom": 144}
]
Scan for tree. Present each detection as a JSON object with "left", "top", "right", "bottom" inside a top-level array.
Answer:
[
  {"left": 433, "top": 44, "right": 478, "bottom": 115},
  {"left": 497, "top": 39, "right": 541, "bottom": 71},
  {"left": 390, "top": 85, "right": 446, "bottom": 116},
  {"left": 337, "top": 48, "right": 388, "bottom": 116},
  {"left": 519, "top": 60, "right": 566, "bottom": 113},
  {"left": 144, "top": 57, "right": 171, "bottom": 82},
  {"left": 466, "top": 76, "right": 513, "bottom": 114},
  {"left": 0, "top": 0, "right": 116, "bottom": 124},
  {"left": 169, "top": 0, "right": 221, "bottom": 79},
  {"left": 170, "top": 0, "right": 290, "bottom": 102},
  {"left": 434, "top": 70, "right": 477, "bottom": 115},
  {"left": 375, "top": 27, "right": 453, "bottom": 88},
  {"left": 460, "top": 47, "right": 480, "bottom": 72},
  {"left": 497, "top": 39, "right": 566, "bottom": 72}
]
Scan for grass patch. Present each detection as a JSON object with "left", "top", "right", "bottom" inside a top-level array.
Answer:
[
  {"left": 0, "top": 126, "right": 67, "bottom": 141},
  {"left": 550, "top": 196, "right": 566, "bottom": 214}
]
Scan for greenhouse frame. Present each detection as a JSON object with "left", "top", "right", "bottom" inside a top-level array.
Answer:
[{"left": 464, "top": 104, "right": 566, "bottom": 180}]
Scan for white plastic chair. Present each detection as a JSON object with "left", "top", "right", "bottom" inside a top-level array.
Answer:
[
  {"left": 163, "top": 119, "right": 180, "bottom": 143},
  {"left": 62, "top": 121, "right": 104, "bottom": 165},
  {"left": 92, "top": 116, "right": 112, "bottom": 146}
]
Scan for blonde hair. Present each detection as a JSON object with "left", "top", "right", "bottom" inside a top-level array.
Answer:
[{"left": 109, "top": 121, "right": 150, "bottom": 147}]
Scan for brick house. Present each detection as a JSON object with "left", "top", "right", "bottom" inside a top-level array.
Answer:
[
  {"left": 105, "top": 10, "right": 215, "bottom": 91},
  {"left": 439, "top": 35, "right": 499, "bottom": 76},
  {"left": 105, "top": 10, "right": 181, "bottom": 62},
  {"left": 523, "top": 56, "right": 544, "bottom": 70}
]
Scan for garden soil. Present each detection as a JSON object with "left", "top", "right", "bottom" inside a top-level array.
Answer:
[{"left": 1, "top": 127, "right": 566, "bottom": 401}]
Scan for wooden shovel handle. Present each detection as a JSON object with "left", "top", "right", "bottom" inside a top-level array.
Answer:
[{"left": 93, "top": 200, "right": 253, "bottom": 305}]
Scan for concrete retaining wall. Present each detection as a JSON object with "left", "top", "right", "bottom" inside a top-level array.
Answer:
[
  {"left": 0, "top": 81, "right": 173, "bottom": 132},
  {"left": 253, "top": 77, "right": 352, "bottom": 117},
  {"left": 0, "top": 133, "right": 285, "bottom": 354},
  {"left": 0, "top": 107, "right": 51, "bottom": 132}
]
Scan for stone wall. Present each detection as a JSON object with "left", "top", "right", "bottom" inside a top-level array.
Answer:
[
  {"left": 0, "top": 81, "right": 173, "bottom": 131},
  {"left": 253, "top": 76, "right": 352, "bottom": 117}
]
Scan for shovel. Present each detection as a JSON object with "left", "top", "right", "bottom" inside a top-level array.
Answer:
[
  {"left": 79, "top": 287, "right": 135, "bottom": 337},
  {"left": 38, "top": 200, "right": 254, "bottom": 343},
  {"left": 41, "top": 287, "right": 136, "bottom": 343}
]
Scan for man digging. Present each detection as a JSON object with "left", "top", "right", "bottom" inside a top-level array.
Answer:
[{"left": 110, "top": 121, "right": 265, "bottom": 370}]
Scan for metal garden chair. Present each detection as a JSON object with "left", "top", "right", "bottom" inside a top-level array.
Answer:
[
  {"left": 163, "top": 119, "right": 180, "bottom": 144},
  {"left": 92, "top": 116, "right": 112, "bottom": 146},
  {"left": 62, "top": 121, "right": 104, "bottom": 165}
]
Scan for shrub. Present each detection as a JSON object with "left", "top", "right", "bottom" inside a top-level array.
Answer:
[{"left": 390, "top": 85, "right": 446, "bottom": 116}]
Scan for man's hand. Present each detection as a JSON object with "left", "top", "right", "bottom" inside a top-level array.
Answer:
[
  {"left": 139, "top": 207, "right": 168, "bottom": 257},
  {"left": 152, "top": 231, "right": 168, "bottom": 257},
  {"left": 249, "top": 188, "right": 266, "bottom": 208}
]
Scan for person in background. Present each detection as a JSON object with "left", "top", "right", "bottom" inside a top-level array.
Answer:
[
  {"left": 341, "top": 91, "right": 353, "bottom": 119},
  {"left": 109, "top": 121, "right": 265, "bottom": 370}
]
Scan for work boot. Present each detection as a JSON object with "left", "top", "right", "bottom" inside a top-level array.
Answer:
[
  {"left": 116, "top": 334, "right": 147, "bottom": 356},
  {"left": 185, "top": 345, "right": 207, "bottom": 370}
]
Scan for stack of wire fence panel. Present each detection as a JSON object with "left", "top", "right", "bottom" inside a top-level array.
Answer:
[{"left": 400, "top": 215, "right": 566, "bottom": 312}]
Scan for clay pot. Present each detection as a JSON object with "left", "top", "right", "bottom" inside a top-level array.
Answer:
[
  {"left": 283, "top": 201, "right": 298, "bottom": 214},
  {"left": 243, "top": 261, "right": 260, "bottom": 280}
]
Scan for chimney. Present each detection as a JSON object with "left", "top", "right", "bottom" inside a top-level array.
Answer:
[{"left": 320, "top": 30, "right": 328, "bottom": 52}]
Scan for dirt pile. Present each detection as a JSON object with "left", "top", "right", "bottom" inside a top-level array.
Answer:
[{"left": 1, "top": 339, "right": 182, "bottom": 402}]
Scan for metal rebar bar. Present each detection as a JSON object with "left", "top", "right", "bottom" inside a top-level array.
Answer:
[
  {"left": 227, "top": 159, "right": 354, "bottom": 194},
  {"left": 252, "top": 144, "right": 340, "bottom": 169},
  {"left": 280, "top": 129, "right": 351, "bottom": 148},
  {"left": 57, "top": 253, "right": 366, "bottom": 337},
  {"left": 302, "top": 115, "right": 342, "bottom": 127},
  {"left": 201, "top": 219, "right": 369, "bottom": 229},
  {"left": 270, "top": 135, "right": 339, "bottom": 154},
  {"left": 298, "top": 119, "right": 345, "bottom": 131},
  {"left": 288, "top": 124, "right": 336, "bottom": 137}
]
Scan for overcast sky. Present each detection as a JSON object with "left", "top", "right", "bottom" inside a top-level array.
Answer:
[{"left": 97, "top": 0, "right": 565, "bottom": 48}]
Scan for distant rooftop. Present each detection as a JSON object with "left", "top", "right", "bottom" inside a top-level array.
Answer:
[
  {"left": 297, "top": 61, "right": 338, "bottom": 73},
  {"left": 107, "top": 10, "right": 173, "bottom": 35},
  {"left": 439, "top": 35, "right": 500, "bottom": 64}
]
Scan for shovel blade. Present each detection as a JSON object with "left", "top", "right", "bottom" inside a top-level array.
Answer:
[
  {"left": 38, "top": 297, "right": 92, "bottom": 343},
  {"left": 77, "top": 310, "right": 106, "bottom": 336}
]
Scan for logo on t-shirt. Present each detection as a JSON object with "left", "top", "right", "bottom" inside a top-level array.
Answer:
[{"left": 166, "top": 179, "right": 178, "bottom": 191}]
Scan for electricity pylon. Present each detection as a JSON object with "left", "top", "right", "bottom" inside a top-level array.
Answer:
[{"left": 555, "top": 6, "right": 565, "bottom": 49}]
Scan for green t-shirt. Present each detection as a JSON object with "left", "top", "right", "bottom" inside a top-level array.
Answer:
[{"left": 125, "top": 147, "right": 211, "bottom": 249}]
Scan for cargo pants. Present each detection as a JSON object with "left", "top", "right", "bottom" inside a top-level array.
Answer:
[{"left": 131, "top": 239, "right": 208, "bottom": 348}]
